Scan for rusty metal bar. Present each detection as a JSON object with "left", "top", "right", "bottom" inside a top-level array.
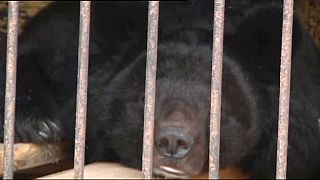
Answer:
[
  {"left": 142, "top": 1, "right": 159, "bottom": 179},
  {"left": 276, "top": 0, "right": 294, "bottom": 179},
  {"left": 3, "top": 1, "right": 19, "bottom": 179},
  {"left": 73, "top": 1, "right": 91, "bottom": 179},
  {"left": 209, "top": 0, "right": 225, "bottom": 179}
]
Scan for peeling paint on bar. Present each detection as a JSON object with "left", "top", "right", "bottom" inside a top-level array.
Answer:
[
  {"left": 276, "top": 0, "right": 294, "bottom": 179},
  {"left": 73, "top": 1, "right": 91, "bottom": 179},
  {"left": 142, "top": 1, "right": 159, "bottom": 179},
  {"left": 3, "top": 1, "right": 19, "bottom": 179},
  {"left": 209, "top": 0, "right": 225, "bottom": 179}
]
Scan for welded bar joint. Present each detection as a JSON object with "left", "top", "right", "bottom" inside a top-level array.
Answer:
[
  {"left": 142, "top": 1, "right": 159, "bottom": 179},
  {"left": 276, "top": 0, "right": 294, "bottom": 179},
  {"left": 3, "top": 1, "right": 19, "bottom": 179},
  {"left": 73, "top": 1, "right": 91, "bottom": 179},
  {"left": 209, "top": 0, "right": 225, "bottom": 179}
]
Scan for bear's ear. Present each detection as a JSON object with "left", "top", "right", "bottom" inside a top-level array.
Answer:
[{"left": 225, "top": 2, "right": 306, "bottom": 84}]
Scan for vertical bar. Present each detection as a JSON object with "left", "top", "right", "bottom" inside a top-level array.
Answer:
[
  {"left": 209, "top": 0, "right": 225, "bottom": 179},
  {"left": 73, "top": 1, "right": 91, "bottom": 179},
  {"left": 142, "top": 1, "right": 159, "bottom": 179},
  {"left": 276, "top": 0, "right": 294, "bottom": 179},
  {"left": 3, "top": 1, "right": 19, "bottom": 179}
]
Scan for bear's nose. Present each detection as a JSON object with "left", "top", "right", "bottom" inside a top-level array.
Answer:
[{"left": 156, "top": 127, "right": 194, "bottom": 159}]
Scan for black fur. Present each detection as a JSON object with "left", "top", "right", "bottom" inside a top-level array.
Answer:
[{"left": 228, "top": 3, "right": 320, "bottom": 178}]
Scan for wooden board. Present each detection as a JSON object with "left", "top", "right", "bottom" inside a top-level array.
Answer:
[
  {"left": 39, "top": 163, "right": 248, "bottom": 179},
  {"left": 0, "top": 143, "right": 71, "bottom": 175},
  {"left": 0, "top": 143, "right": 248, "bottom": 179}
]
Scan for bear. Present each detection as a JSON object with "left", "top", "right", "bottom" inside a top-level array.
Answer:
[
  {"left": 226, "top": 2, "right": 320, "bottom": 178},
  {"left": 0, "top": 1, "right": 320, "bottom": 179}
]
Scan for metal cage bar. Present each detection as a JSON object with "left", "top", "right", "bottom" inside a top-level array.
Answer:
[
  {"left": 3, "top": 1, "right": 19, "bottom": 179},
  {"left": 276, "top": 0, "right": 294, "bottom": 179},
  {"left": 209, "top": 0, "right": 225, "bottom": 179},
  {"left": 73, "top": 1, "right": 91, "bottom": 179},
  {"left": 142, "top": 1, "right": 159, "bottom": 179}
]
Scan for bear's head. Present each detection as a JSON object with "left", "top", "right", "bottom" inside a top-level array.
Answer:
[{"left": 106, "top": 41, "right": 260, "bottom": 178}]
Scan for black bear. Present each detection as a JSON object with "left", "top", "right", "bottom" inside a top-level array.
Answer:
[
  {"left": 227, "top": 3, "right": 320, "bottom": 178},
  {"left": 0, "top": 1, "right": 320, "bottom": 179}
]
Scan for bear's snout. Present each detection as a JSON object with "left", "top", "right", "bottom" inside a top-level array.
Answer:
[{"left": 156, "top": 126, "right": 194, "bottom": 159}]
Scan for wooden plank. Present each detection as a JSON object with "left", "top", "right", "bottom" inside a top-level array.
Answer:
[
  {"left": 39, "top": 163, "right": 247, "bottom": 179},
  {"left": 0, "top": 143, "right": 247, "bottom": 178},
  {"left": 0, "top": 143, "right": 71, "bottom": 175},
  {"left": 38, "top": 162, "right": 142, "bottom": 179}
]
